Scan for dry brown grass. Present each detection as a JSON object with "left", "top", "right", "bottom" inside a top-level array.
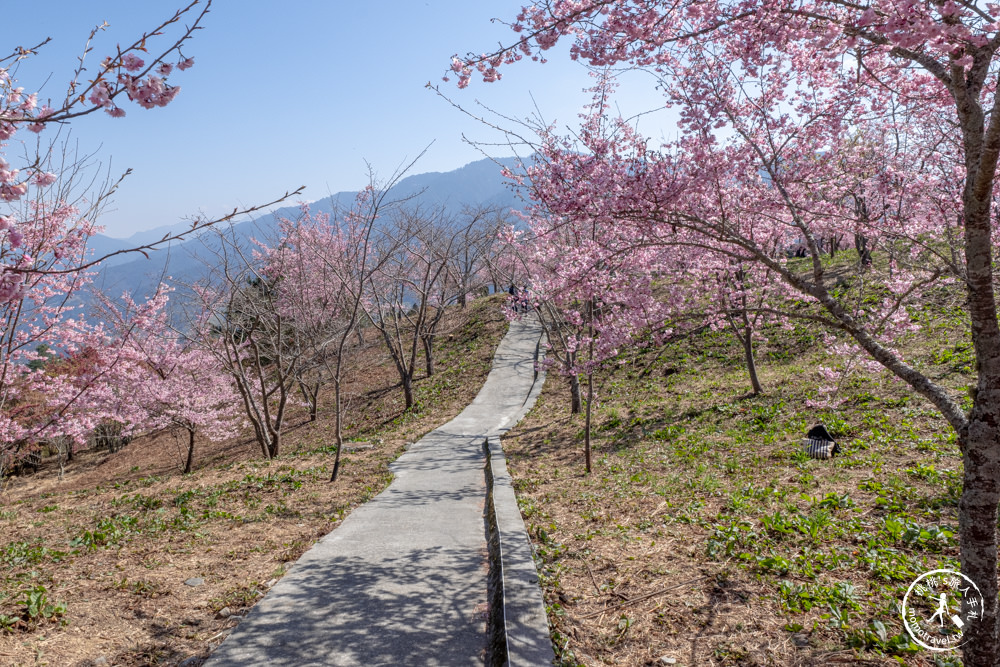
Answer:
[
  {"left": 0, "top": 295, "right": 508, "bottom": 667},
  {"left": 503, "top": 311, "right": 969, "bottom": 666}
]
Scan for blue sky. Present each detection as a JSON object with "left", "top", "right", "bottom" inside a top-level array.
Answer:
[{"left": 2, "top": 1, "right": 671, "bottom": 238}]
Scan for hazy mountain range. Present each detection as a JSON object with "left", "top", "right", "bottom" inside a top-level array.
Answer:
[{"left": 86, "top": 156, "right": 527, "bottom": 305}]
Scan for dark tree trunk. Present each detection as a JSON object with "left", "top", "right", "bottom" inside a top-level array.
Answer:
[
  {"left": 331, "top": 442, "right": 344, "bottom": 484},
  {"left": 569, "top": 374, "right": 582, "bottom": 414},
  {"left": 299, "top": 380, "right": 319, "bottom": 422},
  {"left": 422, "top": 335, "right": 435, "bottom": 377},
  {"left": 584, "top": 371, "right": 593, "bottom": 473},
  {"left": 583, "top": 302, "right": 595, "bottom": 472},
  {"left": 331, "top": 380, "right": 344, "bottom": 483},
  {"left": 265, "top": 428, "right": 281, "bottom": 459},
  {"left": 959, "top": 403, "right": 1000, "bottom": 666},
  {"left": 958, "top": 200, "right": 1000, "bottom": 665},
  {"left": 954, "top": 78, "right": 1000, "bottom": 659},
  {"left": 743, "top": 328, "right": 763, "bottom": 396},
  {"left": 402, "top": 373, "right": 415, "bottom": 410},
  {"left": 955, "top": 99, "right": 1000, "bottom": 662},
  {"left": 727, "top": 295, "right": 763, "bottom": 397},
  {"left": 184, "top": 428, "right": 196, "bottom": 474},
  {"left": 854, "top": 234, "right": 872, "bottom": 266}
]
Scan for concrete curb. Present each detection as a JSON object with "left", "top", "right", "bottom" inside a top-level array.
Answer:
[
  {"left": 485, "top": 318, "right": 553, "bottom": 666},
  {"left": 486, "top": 435, "right": 555, "bottom": 667}
]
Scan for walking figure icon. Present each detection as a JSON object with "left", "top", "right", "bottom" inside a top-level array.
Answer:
[{"left": 928, "top": 593, "right": 948, "bottom": 626}]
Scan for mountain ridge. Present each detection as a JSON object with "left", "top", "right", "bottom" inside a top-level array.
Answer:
[{"left": 88, "top": 156, "right": 528, "bottom": 304}]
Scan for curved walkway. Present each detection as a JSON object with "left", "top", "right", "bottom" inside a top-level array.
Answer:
[{"left": 206, "top": 314, "right": 546, "bottom": 666}]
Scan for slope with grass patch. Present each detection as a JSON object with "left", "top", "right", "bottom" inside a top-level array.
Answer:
[
  {"left": 503, "top": 287, "right": 970, "bottom": 666},
  {"left": 0, "top": 294, "right": 508, "bottom": 666}
]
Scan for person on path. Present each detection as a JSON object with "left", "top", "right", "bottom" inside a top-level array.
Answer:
[
  {"left": 520, "top": 285, "right": 530, "bottom": 313},
  {"left": 508, "top": 284, "right": 519, "bottom": 313}
]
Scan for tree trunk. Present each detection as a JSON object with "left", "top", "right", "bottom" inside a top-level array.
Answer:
[
  {"left": 955, "top": 97, "right": 1000, "bottom": 662},
  {"left": 257, "top": 428, "right": 272, "bottom": 459},
  {"left": 569, "top": 374, "right": 582, "bottom": 414},
  {"left": 266, "top": 429, "right": 280, "bottom": 459},
  {"left": 584, "top": 370, "right": 593, "bottom": 473},
  {"left": 184, "top": 428, "right": 196, "bottom": 474},
  {"left": 728, "top": 303, "right": 763, "bottom": 397},
  {"left": 854, "top": 234, "right": 872, "bottom": 266},
  {"left": 298, "top": 380, "right": 319, "bottom": 422},
  {"left": 402, "top": 373, "right": 415, "bottom": 410},
  {"left": 959, "top": 401, "right": 1000, "bottom": 666},
  {"left": 743, "top": 327, "right": 763, "bottom": 396},
  {"left": 422, "top": 335, "right": 434, "bottom": 377},
  {"left": 331, "top": 379, "right": 344, "bottom": 483}
]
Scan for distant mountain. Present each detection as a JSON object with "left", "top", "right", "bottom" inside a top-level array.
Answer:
[
  {"left": 124, "top": 221, "right": 200, "bottom": 246},
  {"left": 83, "top": 234, "right": 137, "bottom": 268},
  {"left": 88, "top": 156, "right": 529, "bottom": 306}
]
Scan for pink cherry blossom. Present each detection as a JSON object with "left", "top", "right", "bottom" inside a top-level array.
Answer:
[{"left": 120, "top": 53, "right": 145, "bottom": 71}]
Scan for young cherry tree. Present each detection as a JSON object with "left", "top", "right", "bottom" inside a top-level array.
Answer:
[
  {"left": 265, "top": 208, "right": 350, "bottom": 423},
  {"left": 269, "top": 179, "right": 405, "bottom": 482},
  {"left": 413, "top": 207, "right": 506, "bottom": 376},
  {"left": 97, "top": 286, "right": 244, "bottom": 474},
  {"left": 0, "top": 3, "right": 210, "bottom": 461},
  {"left": 363, "top": 207, "right": 450, "bottom": 410},
  {"left": 192, "top": 226, "right": 310, "bottom": 461},
  {"left": 508, "top": 183, "right": 679, "bottom": 471},
  {"left": 455, "top": 1, "right": 1000, "bottom": 662},
  {"left": 444, "top": 205, "right": 510, "bottom": 308}
]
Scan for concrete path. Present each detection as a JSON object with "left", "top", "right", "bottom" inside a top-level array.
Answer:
[{"left": 206, "top": 314, "right": 545, "bottom": 667}]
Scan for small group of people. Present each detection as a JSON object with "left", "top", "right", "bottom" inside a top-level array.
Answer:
[{"left": 507, "top": 284, "right": 532, "bottom": 314}]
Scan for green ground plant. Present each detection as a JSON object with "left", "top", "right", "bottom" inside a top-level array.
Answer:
[{"left": 504, "top": 260, "right": 974, "bottom": 665}]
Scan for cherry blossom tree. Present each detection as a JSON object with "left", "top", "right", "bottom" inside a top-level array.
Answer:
[
  {"left": 266, "top": 208, "right": 351, "bottom": 423},
  {"left": 97, "top": 286, "right": 244, "bottom": 474},
  {"left": 363, "top": 207, "right": 449, "bottom": 410},
  {"left": 363, "top": 202, "right": 508, "bottom": 409},
  {"left": 455, "top": 1, "right": 1000, "bottom": 662},
  {"left": 192, "top": 226, "right": 309, "bottom": 460},
  {"left": 0, "top": 1, "right": 299, "bottom": 473},
  {"left": 268, "top": 178, "right": 408, "bottom": 481},
  {"left": 505, "top": 180, "right": 678, "bottom": 471},
  {"left": 412, "top": 207, "right": 504, "bottom": 376}
]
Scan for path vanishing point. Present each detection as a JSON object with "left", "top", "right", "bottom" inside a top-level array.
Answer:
[{"left": 206, "top": 313, "right": 550, "bottom": 666}]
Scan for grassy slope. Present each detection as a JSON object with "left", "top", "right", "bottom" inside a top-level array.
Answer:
[
  {"left": 503, "top": 270, "right": 972, "bottom": 666},
  {"left": 0, "top": 294, "right": 508, "bottom": 667}
]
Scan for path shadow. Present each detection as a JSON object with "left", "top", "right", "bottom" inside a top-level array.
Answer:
[{"left": 208, "top": 544, "right": 486, "bottom": 666}]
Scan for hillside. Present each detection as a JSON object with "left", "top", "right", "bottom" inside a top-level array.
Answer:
[
  {"left": 0, "top": 296, "right": 509, "bottom": 666},
  {"left": 503, "top": 266, "right": 970, "bottom": 665}
]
